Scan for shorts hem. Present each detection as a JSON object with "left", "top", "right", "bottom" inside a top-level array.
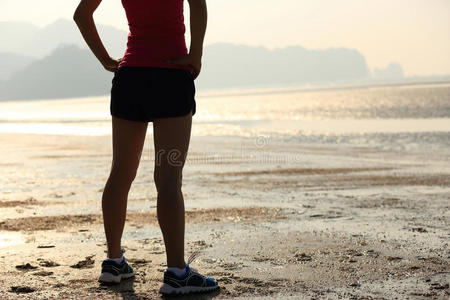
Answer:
[
  {"left": 111, "top": 107, "right": 194, "bottom": 123},
  {"left": 110, "top": 113, "right": 149, "bottom": 123}
]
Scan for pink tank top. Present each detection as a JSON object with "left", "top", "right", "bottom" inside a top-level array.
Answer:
[{"left": 118, "top": 0, "right": 193, "bottom": 72}]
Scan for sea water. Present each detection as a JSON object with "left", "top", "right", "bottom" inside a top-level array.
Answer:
[{"left": 0, "top": 82, "right": 449, "bottom": 152}]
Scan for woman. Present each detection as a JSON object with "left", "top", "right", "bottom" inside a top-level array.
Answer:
[{"left": 73, "top": 0, "right": 218, "bottom": 295}]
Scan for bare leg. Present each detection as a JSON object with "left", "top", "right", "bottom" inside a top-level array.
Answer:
[
  {"left": 102, "top": 116, "right": 148, "bottom": 258},
  {"left": 153, "top": 111, "right": 192, "bottom": 269}
]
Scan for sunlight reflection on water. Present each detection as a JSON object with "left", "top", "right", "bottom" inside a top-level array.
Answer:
[
  {"left": 0, "top": 119, "right": 448, "bottom": 137},
  {"left": 0, "top": 83, "right": 448, "bottom": 139}
]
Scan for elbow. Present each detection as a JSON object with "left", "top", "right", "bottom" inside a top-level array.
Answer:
[
  {"left": 73, "top": 9, "right": 88, "bottom": 23},
  {"left": 73, "top": 11, "right": 82, "bottom": 23}
]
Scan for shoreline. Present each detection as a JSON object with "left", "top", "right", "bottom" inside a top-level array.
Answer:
[{"left": 1, "top": 79, "right": 449, "bottom": 104}]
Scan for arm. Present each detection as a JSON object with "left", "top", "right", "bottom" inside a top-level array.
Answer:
[
  {"left": 188, "top": 0, "right": 207, "bottom": 62},
  {"left": 73, "top": 0, "right": 120, "bottom": 72},
  {"left": 168, "top": 0, "right": 208, "bottom": 79}
]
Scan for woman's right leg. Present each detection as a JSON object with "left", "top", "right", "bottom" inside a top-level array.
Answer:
[{"left": 102, "top": 116, "right": 148, "bottom": 258}]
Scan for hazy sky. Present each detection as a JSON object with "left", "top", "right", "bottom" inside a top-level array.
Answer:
[{"left": 1, "top": 0, "right": 449, "bottom": 76}]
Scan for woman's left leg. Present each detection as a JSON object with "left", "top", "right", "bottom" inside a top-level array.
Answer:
[
  {"left": 153, "top": 110, "right": 192, "bottom": 269},
  {"left": 154, "top": 110, "right": 219, "bottom": 295}
]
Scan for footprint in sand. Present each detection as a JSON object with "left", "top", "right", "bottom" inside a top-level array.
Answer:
[
  {"left": 70, "top": 255, "right": 95, "bottom": 269},
  {"left": 37, "top": 245, "right": 55, "bottom": 248},
  {"left": 10, "top": 286, "right": 35, "bottom": 293},
  {"left": 37, "top": 259, "right": 60, "bottom": 267},
  {"left": 32, "top": 271, "right": 54, "bottom": 276},
  {"left": 15, "top": 263, "right": 38, "bottom": 270}
]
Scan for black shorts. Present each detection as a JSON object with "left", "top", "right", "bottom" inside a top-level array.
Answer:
[{"left": 110, "top": 66, "right": 196, "bottom": 122}]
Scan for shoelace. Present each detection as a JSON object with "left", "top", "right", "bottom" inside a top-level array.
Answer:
[
  {"left": 187, "top": 250, "right": 200, "bottom": 264},
  {"left": 187, "top": 250, "right": 201, "bottom": 273},
  {"left": 186, "top": 250, "right": 216, "bottom": 286}
]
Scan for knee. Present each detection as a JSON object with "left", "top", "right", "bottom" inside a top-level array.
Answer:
[
  {"left": 109, "top": 163, "right": 138, "bottom": 185},
  {"left": 154, "top": 168, "right": 182, "bottom": 195}
]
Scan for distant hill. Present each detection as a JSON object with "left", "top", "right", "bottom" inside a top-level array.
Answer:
[
  {"left": 0, "top": 19, "right": 126, "bottom": 81},
  {"left": 374, "top": 62, "right": 404, "bottom": 80},
  {"left": 0, "top": 52, "right": 36, "bottom": 80},
  {"left": 0, "top": 19, "right": 127, "bottom": 59},
  {"left": 0, "top": 18, "right": 374, "bottom": 100},
  {"left": 200, "top": 43, "right": 370, "bottom": 89},
  {"left": 0, "top": 45, "right": 112, "bottom": 100},
  {"left": 0, "top": 42, "right": 372, "bottom": 101}
]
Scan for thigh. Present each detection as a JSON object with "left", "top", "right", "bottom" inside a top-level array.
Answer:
[
  {"left": 152, "top": 111, "right": 192, "bottom": 174},
  {"left": 144, "top": 68, "right": 196, "bottom": 120},
  {"left": 111, "top": 116, "right": 148, "bottom": 174}
]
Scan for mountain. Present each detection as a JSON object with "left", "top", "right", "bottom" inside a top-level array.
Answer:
[
  {"left": 0, "top": 45, "right": 112, "bottom": 100},
  {"left": 0, "top": 19, "right": 372, "bottom": 99},
  {"left": 199, "top": 43, "right": 370, "bottom": 89},
  {"left": 0, "top": 52, "right": 36, "bottom": 80},
  {"left": 0, "top": 43, "right": 371, "bottom": 101},
  {"left": 374, "top": 62, "right": 404, "bottom": 80},
  {"left": 0, "top": 19, "right": 127, "bottom": 59},
  {"left": 0, "top": 19, "right": 127, "bottom": 82}
]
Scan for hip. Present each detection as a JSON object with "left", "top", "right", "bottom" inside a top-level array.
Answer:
[
  {"left": 110, "top": 66, "right": 196, "bottom": 121},
  {"left": 119, "top": 38, "right": 191, "bottom": 71},
  {"left": 111, "top": 66, "right": 195, "bottom": 94}
]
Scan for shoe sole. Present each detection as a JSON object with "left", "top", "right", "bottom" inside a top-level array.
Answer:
[
  {"left": 159, "top": 283, "right": 219, "bottom": 295},
  {"left": 98, "top": 272, "right": 135, "bottom": 284}
]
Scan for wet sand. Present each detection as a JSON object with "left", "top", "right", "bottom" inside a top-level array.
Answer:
[
  {"left": 0, "top": 207, "right": 283, "bottom": 232},
  {"left": 0, "top": 132, "right": 449, "bottom": 299}
]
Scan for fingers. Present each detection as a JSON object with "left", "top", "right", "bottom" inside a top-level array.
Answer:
[
  {"left": 102, "top": 57, "right": 122, "bottom": 72},
  {"left": 167, "top": 55, "right": 201, "bottom": 79},
  {"left": 105, "top": 64, "right": 118, "bottom": 73},
  {"left": 112, "top": 58, "right": 122, "bottom": 71},
  {"left": 106, "top": 65, "right": 118, "bottom": 72},
  {"left": 192, "top": 69, "right": 198, "bottom": 80},
  {"left": 192, "top": 65, "right": 201, "bottom": 80}
]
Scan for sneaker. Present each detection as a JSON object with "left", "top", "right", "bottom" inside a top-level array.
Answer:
[
  {"left": 159, "top": 252, "right": 219, "bottom": 295},
  {"left": 98, "top": 256, "right": 134, "bottom": 284}
]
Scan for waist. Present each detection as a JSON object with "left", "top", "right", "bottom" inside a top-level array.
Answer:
[
  {"left": 119, "top": 45, "right": 191, "bottom": 72},
  {"left": 118, "top": 61, "right": 193, "bottom": 72},
  {"left": 127, "top": 24, "right": 186, "bottom": 40},
  {"left": 123, "top": 38, "right": 188, "bottom": 59},
  {"left": 129, "top": 30, "right": 185, "bottom": 48}
]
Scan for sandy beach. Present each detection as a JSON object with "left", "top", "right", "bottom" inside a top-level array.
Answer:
[{"left": 0, "top": 130, "right": 449, "bottom": 299}]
